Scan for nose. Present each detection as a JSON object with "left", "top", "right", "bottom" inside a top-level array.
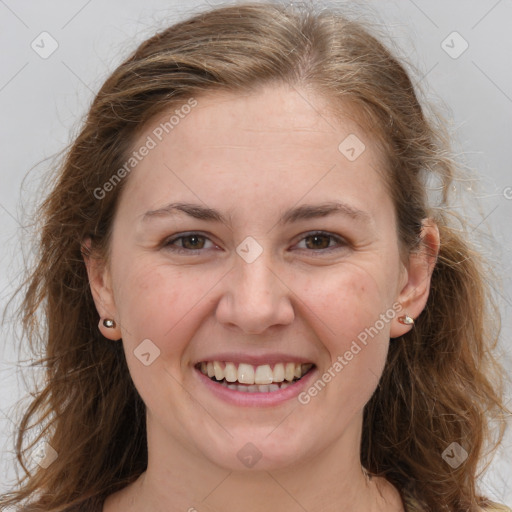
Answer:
[{"left": 215, "top": 252, "right": 295, "bottom": 335}]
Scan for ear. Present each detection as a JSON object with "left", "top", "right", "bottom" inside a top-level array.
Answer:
[
  {"left": 82, "top": 237, "right": 122, "bottom": 341},
  {"left": 390, "top": 219, "right": 440, "bottom": 338}
]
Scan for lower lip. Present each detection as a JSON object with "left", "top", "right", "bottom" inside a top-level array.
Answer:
[{"left": 194, "top": 366, "right": 318, "bottom": 407}]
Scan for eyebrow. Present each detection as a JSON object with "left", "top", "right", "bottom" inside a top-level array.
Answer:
[{"left": 141, "top": 201, "right": 371, "bottom": 225}]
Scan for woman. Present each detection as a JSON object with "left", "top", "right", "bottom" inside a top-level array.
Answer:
[{"left": 1, "top": 2, "right": 510, "bottom": 511}]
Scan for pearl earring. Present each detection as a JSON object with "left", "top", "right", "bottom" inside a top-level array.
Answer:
[
  {"left": 102, "top": 318, "right": 116, "bottom": 329},
  {"left": 398, "top": 314, "right": 414, "bottom": 326}
]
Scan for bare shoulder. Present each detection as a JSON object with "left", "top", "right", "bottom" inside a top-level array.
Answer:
[
  {"left": 17, "top": 495, "right": 105, "bottom": 511},
  {"left": 402, "top": 493, "right": 511, "bottom": 512}
]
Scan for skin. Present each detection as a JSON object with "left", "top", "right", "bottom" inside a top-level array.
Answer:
[{"left": 85, "top": 83, "right": 439, "bottom": 512}]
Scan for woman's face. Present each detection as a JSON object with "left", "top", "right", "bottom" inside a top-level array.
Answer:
[{"left": 88, "top": 83, "right": 432, "bottom": 472}]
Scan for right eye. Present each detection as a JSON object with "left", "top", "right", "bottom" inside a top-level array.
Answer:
[{"left": 163, "top": 232, "right": 218, "bottom": 254}]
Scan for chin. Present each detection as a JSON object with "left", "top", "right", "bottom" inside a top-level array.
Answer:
[{"left": 195, "top": 428, "right": 315, "bottom": 473}]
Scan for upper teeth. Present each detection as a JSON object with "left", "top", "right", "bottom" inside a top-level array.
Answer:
[{"left": 199, "top": 361, "right": 313, "bottom": 385}]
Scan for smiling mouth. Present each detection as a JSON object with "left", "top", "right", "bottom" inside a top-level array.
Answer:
[{"left": 195, "top": 361, "right": 315, "bottom": 393}]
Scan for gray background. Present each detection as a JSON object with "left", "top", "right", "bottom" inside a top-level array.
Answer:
[{"left": 1, "top": 0, "right": 511, "bottom": 504}]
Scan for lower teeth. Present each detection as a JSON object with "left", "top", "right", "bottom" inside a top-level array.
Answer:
[{"left": 213, "top": 379, "right": 295, "bottom": 393}]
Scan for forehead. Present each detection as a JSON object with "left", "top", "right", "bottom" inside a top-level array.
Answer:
[
  {"left": 142, "top": 84, "right": 376, "bottom": 157},
  {"left": 119, "top": 83, "right": 390, "bottom": 222}
]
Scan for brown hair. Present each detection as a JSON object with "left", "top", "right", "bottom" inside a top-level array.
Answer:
[{"left": 1, "top": 2, "right": 509, "bottom": 511}]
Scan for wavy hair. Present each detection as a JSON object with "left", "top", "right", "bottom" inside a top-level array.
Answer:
[{"left": 1, "top": 2, "right": 509, "bottom": 511}]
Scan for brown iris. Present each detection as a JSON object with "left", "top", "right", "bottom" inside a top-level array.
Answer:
[
  {"left": 304, "top": 234, "right": 331, "bottom": 250},
  {"left": 180, "top": 235, "right": 206, "bottom": 249}
]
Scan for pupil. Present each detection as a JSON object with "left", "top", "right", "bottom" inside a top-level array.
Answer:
[
  {"left": 184, "top": 235, "right": 203, "bottom": 249},
  {"left": 307, "top": 234, "right": 329, "bottom": 249}
]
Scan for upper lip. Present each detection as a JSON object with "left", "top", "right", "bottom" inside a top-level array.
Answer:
[{"left": 194, "top": 352, "right": 315, "bottom": 366}]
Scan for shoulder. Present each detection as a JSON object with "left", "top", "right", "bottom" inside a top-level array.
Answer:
[
  {"left": 403, "top": 494, "right": 512, "bottom": 512},
  {"left": 17, "top": 497, "right": 104, "bottom": 511}
]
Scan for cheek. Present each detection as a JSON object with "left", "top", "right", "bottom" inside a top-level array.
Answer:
[
  {"left": 298, "top": 263, "right": 394, "bottom": 401},
  {"left": 112, "top": 259, "right": 225, "bottom": 357},
  {"left": 303, "top": 262, "right": 395, "bottom": 348},
  {"left": 111, "top": 260, "right": 219, "bottom": 406}
]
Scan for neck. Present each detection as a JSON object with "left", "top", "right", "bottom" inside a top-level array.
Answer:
[{"left": 104, "top": 412, "right": 403, "bottom": 512}]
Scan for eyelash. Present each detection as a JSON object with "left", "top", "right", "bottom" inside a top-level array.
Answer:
[{"left": 163, "top": 231, "right": 348, "bottom": 255}]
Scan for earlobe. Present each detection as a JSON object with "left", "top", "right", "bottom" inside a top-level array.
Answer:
[
  {"left": 98, "top": 317, "right": 122, "bottom": 341},
  {"left": 390, "top": 219, "right": 440, "bottom": 338},
  {"left": 82, "top": 238, "right": 122, "bottom": 341},
  {"left": 397, "top": 314, "right": 414, "bottom": 326}
]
